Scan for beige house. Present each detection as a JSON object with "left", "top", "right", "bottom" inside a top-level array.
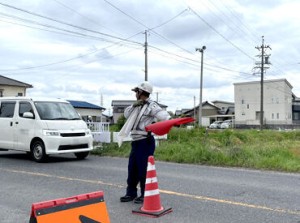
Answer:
[
  {"left": 181, "top": 101, "right": 234, "bottom": 126},
  {"left": 0, "top": 75, "right": 33, "bottom": 97}
]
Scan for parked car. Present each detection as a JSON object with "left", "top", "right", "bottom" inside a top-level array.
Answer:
[
  {"left": 209, "top": 121, "right": 223, "bottom": 129},
  {"left": 220, "top": 120, "right": 233, "bottom": 129}
]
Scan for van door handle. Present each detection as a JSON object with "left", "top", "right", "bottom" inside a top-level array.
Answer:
[{"left": 10, "top": 121, "right": 13, "bottom": 126}]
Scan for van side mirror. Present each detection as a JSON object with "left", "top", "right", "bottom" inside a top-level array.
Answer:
[{"left": 23, "top": 112, "right": 34, "bottom": 119}]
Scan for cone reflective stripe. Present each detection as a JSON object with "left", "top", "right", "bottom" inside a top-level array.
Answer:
[
  {"left": 145, "top": 177, "right": 158, "bottom": 184},
  {"left": 144, "top": 189, "right": 159, "bottom": 197},
  {"left": 132, "top": 156, "right": 172, "bottom": 218}
]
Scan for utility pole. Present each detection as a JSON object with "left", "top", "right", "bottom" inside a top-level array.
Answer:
[
  {"left": 195, "top": 46, "right": 206, "bottom": 127},
  {"left": 194, "top": 96, "right": 196, "bottom": 126},
  {"left": 144, "top": 30, "right": 148, "bottom": 81},
  {"left": 154, "top": 91, "right": 160, "bottom": 102},
  {"left": 255, "top": 36, "right": 271, "bottom": 130}
]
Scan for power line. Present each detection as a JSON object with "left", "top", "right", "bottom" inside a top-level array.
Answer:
[
  {"left": 52, "top": 0, "right": 121, "bottom": 36},
  {"left": 189, "top": 7, "right": 255, "bottom": 62},
  {"left": 214, "top": 0, "right": 260, "bottom": 43},
  {"left": 0, "top": 14, "right": 143, "bottom": 72},
  {"left": 1, "top": 46, "right": 142, "bottom": 75},
  {"left": 149, "top": 9, "right": 188, "bottom": 31},
  {"left": 148, "top": 45, "right": 253, "bottom": 76},
  {"left": 102, "top": 1, "right": 258, "bottom": 80},
  {"left": 0, "top": 1, "right": 256, "bottom": 80},
  {"left": 104, "top": 0, "right": 192, "bottom": 54},
  {"left": 0, "top": 12, "right": 134, "bottom": 44},
  {"left": 0, "top": 2, "right": 141, "bottom": 45}
]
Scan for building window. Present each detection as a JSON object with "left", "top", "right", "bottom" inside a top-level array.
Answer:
[
  {"left": 256, "top": 111, "right": 260, "bottom": 120},
  {"left": 256, "top": 111, "right": 264, "bottom": 120},
  {"left": 247, "top": 104, "right": 249, "bottom": 109},
  {"left": 17, "top": 92, "right": 23, "bottom": 96},
  {"left": 277, "top": 113, "right": 279, "bottom": 119},
  {"left": 272, "top": 113, "right": 274, "bottom": 119}
]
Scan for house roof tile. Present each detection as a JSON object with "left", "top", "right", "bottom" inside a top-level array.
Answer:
[
  {"left": 0, "top": 75, "right": 33, "bottom": 88},
  {"left": 68, "top": 100, "right": 105, "bottom": 110}
]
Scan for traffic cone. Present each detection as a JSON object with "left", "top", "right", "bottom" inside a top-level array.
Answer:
[{"left": 132, "top": 156, "right": 172, "bottom": 218}]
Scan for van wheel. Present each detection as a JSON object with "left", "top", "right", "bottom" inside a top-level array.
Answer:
[
  {"left": 74, "top": 151, "right": 89, "bottom": 160},
  {"left": 31, "top": 140, "right": 47, "bottom": 163}
]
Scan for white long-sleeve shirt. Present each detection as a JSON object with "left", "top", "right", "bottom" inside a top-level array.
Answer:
[{"left": 124, "top": 98, "right": 170, "bottom": 141}]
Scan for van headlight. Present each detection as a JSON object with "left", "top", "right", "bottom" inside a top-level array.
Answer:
[{"left": 43, "top": 130, "right": 60, "bottom": 136}]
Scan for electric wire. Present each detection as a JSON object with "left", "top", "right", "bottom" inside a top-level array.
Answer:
[
  {"left": 0, "top": 15, "right": 143, "bottom": 72},
  {"left": 207, "top": 0, "right": 259, "bottom": 45},
  {"left": 0, "top": 12, "right": 135, "bottom": 44},
  {"left": 216, "top": 0, "right": 260, "bottom": 42},
  {"left": 0, "top": 2, "right": 141, "bottom": 45},
  {"left": 0, "top": 1, "right": 294, "bottom": 86},
  {"left": 0, "top": 3, "right": 233, "bottom": 76},
  {"left": 189, "top": 7, "right": 254, "bottom": 62},
  {"left": 52, "top": 0, "right": 121, "bottom": 36},
  {"left": 102, "top": 1, "right": 254, "bottom": 79}
]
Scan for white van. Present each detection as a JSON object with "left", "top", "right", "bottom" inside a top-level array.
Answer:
[{"left": 0, "top": 97, "right": 93, "bottom": 162}]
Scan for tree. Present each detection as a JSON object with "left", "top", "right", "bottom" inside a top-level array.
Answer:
[{"left": 116, "top": 115, "right": 126, "bottom": 131}]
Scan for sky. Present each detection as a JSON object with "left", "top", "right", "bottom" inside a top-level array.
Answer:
[{"left": 0, "top": 0, "right": 299, "bottom": 115}]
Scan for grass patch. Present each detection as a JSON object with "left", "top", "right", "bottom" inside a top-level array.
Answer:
[{"left": 92, "top": 128, "right": 300, "bottom": 172}]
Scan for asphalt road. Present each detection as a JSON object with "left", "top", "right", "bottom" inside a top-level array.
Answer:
[{"left": 0, "top": 151, "right": 299, "bottom": 223}]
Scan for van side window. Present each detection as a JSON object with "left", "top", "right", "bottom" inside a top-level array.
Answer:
[
  {"left": 0, "top": 102, "right": 16, "bottom": 118},
  {"left": 19, "top": 102, "right": 34, "bottom": 118}
]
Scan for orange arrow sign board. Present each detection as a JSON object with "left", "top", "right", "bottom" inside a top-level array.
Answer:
[{"left": 29, "top": 191, "right": 110, "bottom": 223}]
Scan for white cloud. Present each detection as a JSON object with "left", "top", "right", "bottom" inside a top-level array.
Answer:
[{"left": 1, "top": 0, "right": 300, "bottom": 113}]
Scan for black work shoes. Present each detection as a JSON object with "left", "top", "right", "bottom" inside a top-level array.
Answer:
[
  {"left": 120, "top": 195, "right": 136, "bottom": 202},
  {"left": 133, "top": 196, "right": 144, "bottom": 204},
  {"left": 120, "top": 195, "right": 144, "bottom": 204}
]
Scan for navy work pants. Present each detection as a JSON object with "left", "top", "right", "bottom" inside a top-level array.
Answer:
[{"left": 126, "top": 136, "right": 155, "bottom": 198}]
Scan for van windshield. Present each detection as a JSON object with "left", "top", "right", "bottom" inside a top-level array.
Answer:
[{"left": 34, "top": 102, "right": 81, "bottom": 120}]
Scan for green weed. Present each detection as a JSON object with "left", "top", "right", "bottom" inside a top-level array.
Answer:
[{"left": 91, "top": 128, "right": 300, "bottom": 172}]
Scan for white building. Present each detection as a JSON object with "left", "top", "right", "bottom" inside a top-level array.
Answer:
[{"left": 234, "top": 78, "right": 293, "bottom": 127}]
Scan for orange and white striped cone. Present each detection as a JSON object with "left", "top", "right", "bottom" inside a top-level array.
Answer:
[{"left": 132, "top": 156, "right": 172, "bottom": 218}]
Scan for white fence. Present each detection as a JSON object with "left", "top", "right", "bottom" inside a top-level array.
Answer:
[
  {"left": 88, "top": 122, "right": 110, "bottom": 132},
  {"left": 88, "top": 122, "right": 111, "bottom": 143}
]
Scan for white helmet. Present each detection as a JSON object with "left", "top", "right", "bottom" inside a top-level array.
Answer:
[{"left": 132, "top": 81, "right": 153, "bottom": 94}]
